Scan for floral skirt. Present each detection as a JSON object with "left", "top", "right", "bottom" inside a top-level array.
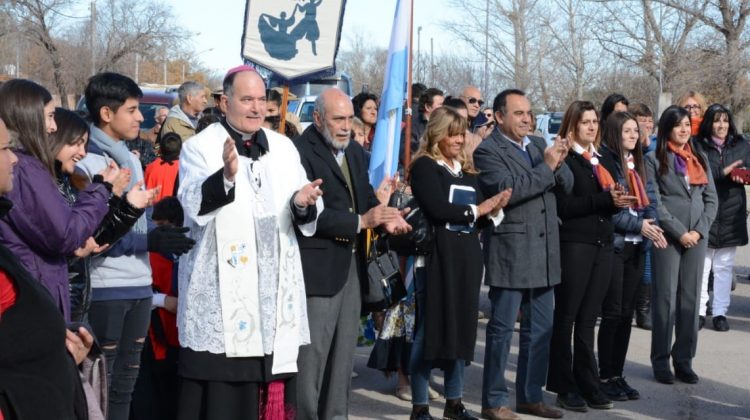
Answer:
[{"left": 366, "top": 285, "right": 416, "bottom": 373}]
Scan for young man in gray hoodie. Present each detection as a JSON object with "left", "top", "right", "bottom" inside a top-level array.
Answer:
[{"left": 77, "top": 72, "right": 195, "bottom": 420}]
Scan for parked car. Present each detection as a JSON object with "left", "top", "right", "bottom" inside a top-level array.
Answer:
[
  {"left": 535, "top": 112, "right": 563, "bottom": 146},
  {"left": 268, "top": 72, "right": 353, "bottom": 98},
  {"left": 286, "top": 95, "right": 316, "bottom": 132},
  {"left": 76, "top": 86, "right": 178, "bottom": 130}
]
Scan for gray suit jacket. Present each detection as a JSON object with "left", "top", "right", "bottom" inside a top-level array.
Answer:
[
  {"left": 474, "top": 131, "right": 574, "bottom": 289},
  {"left": 645, "top": 151, "right": 718, "bottom": 242}
]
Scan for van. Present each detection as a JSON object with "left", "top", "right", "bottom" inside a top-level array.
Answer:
[{"left": 535, "top": 112, "right": 564, "bottom": 146}]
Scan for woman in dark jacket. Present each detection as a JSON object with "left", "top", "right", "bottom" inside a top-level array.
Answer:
[
  {"left": 693, "top": 104, "right": 750, "bottom": 332},
  {"left": 0, "top": 117, "right": 92, "bottom": 420},
  {"left": 596, "top": 112, "right": 667, "bottom": 401},
  {"left": 352, "top": 92, "right": 378, "bottom": 149},
  {"left": 646, "top": 106, "right": 717, "bottom": 385},
  {"left": 547, "top": 101, "right": 633, "bottom": 412},
  {"left": 408, "top": 107, "right": 510, "bottom": 420},
  {"left": 0, "top": 79, "right": 113, "bottom": 321},
  {"left": 49, "top": 109, "right": 154, "bottom": 322}
]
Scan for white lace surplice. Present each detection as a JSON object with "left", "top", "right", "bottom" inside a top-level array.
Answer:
[{"left": 177, "top": 123, "right": 319, "bottom": 374}]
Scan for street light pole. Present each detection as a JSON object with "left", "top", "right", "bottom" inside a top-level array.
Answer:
[
  {"left": 417, "top": 26, "right": 422, "bottom": 83},
  {"left": 15, "top": 33, "right": 20, "bottom": 77},
  {"left": 430, "top": 37, "right": 434, "bottom": 86},
  {"left": 90, "top": 1, "right": 96, "bottom": 76},
  {"left": 484, "top": 0, "right": 489, "bottom": 97}
]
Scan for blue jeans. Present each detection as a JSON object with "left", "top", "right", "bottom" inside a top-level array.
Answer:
[
  {"left": 409, "top": 267, "right": 465, "bottom": 405},
  {"left": 482, "top": 286, "right": 554, "bottom": 408}
]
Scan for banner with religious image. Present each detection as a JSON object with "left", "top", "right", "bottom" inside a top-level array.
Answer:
[{"left": 242, "top": 0, "right": 347, "bottom": 81}]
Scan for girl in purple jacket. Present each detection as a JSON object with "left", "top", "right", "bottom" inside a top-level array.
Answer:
[{"left": 0, "top": 79, "right": 115, "bottom": 321}]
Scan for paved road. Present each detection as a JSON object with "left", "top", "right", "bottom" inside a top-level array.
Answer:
[{"left": 350, "top": 259, "right": 750, "bottom": 419}]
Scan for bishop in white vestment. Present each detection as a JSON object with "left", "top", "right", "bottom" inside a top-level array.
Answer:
[{"left": 175, "top": 67, "right": 322, "bottom": 420}]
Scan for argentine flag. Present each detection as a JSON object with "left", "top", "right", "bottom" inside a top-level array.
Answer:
[{"left": 368, "top": 0, "right": 411, "bottom": 188}]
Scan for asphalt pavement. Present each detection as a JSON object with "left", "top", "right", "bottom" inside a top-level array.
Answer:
[{"left": 350, "top": 232, "right": 750, "bottom": 419}]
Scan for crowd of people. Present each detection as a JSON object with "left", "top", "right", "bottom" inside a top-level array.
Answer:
[{"left": 0, "top": 63, "right": 746, "bottom": 420}]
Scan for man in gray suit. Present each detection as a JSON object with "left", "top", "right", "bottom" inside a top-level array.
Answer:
[{"left": 474, "top": 89, "right": 572, "bottom": 420}]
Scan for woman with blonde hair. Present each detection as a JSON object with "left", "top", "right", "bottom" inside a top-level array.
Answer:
[
  {"left": 676, "top": 91, "right": 707, "bottom": 137},
  {"left": 407, "top": 106, "right": 511, "bottom": 420}
]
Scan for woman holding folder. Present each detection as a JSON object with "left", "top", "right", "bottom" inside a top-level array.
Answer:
[{"left": 408, "top": 107, "right": 510, "bottom": 420}]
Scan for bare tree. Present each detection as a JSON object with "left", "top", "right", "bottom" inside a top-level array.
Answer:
[
  {"left": 430, "top": 53, "right": 484, "bottom": 95},
  {"left": 7, "top": 0, "right": 73, "bottom": 106},
  {"left": 653, "top": 0, "right": 750, "bottom": 114},
  {"left": 592, "top": 0, "right": 704, "bottom": 95},
  {"left": 92, "top": 0, "right": 186, "bottom": 72},
  {"left": 2, "top": 0, "right": 190, "bottom": 103},
  {"left": 535, "top": 0, "right": 601, "bottom": 109},
  {"left": 337, "top": 31, "right": 388, "bottom": 94},
  {"left": 444, "top": 0, "right": 540, "bottom": 92}
]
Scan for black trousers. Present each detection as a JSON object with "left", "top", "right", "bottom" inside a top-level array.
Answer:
[
  {"left": 547, "top": 242, "right": 612, "bottom": 396},
  {"left": 129, "top": 336, "right": 179, "bottom": 420},
  {"left": 598, "top": 242, "right": 644, "bottom": 379}
]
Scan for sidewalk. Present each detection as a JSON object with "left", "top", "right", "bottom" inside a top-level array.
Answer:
[{"left": 350, "top": 277, "right": 750, "bottom": 420}]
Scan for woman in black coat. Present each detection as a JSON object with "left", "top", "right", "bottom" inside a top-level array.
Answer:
[
  {"left": 547, "top": 101, "right": 633, "bottom": 412},
  {"left": 407, "top": 107, "right": 510, "bottom": 420},
  {"left": 693, "top": 104, "right": 750, "bottom": 331}
]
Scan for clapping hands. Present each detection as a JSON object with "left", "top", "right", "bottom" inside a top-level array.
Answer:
[{"left": 477, "top": 188, "right": 512, "bottom": 217}]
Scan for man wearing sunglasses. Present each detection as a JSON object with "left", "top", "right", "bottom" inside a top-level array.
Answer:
[{"left": 460, "top": 86, "right": 484, "bottom": 127}]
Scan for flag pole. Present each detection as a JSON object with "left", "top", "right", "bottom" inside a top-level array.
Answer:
[{"left": 403, "top": 0, "right": 414, "bottom": 178}]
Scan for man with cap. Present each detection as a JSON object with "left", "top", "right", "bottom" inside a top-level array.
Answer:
[
  {"left": 204, "top": 85, "right": 225, "bottom": 117},
  {"left": 176, "top": 65, "right": 324, "bottom": 420}
]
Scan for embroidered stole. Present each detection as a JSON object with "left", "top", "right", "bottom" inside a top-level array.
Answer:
[{"left": 214, "top": 155, "right": 301, "bottom": 374}]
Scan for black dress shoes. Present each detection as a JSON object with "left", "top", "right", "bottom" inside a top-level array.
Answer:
[
  {"left": 713, "top": 315, "right": 730, "bottom": 331},
  {"left": 698, "top": 315, "right": 705, "bottom": 330},
  {"left": 675, "top": 366, "right": 699, "bottom": 384},
  {"left": 654, "top": 370, "right": 675, "bottom": 384}
]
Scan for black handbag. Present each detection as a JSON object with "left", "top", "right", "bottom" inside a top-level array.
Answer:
[
  {"left": 363, "top": 237, "right": 407, "bottom": 312},
  {"left": 386, "top": 186, "right": 434, "bottom": 256}
]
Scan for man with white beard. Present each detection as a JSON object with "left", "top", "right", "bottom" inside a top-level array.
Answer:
[{"left": 293, "top": 88, "right": 410, "bottom": 419}]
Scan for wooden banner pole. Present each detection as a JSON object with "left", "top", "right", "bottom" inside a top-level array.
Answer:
[{"left": 279, "top": 84, "right": 290, "bottom": 135}]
